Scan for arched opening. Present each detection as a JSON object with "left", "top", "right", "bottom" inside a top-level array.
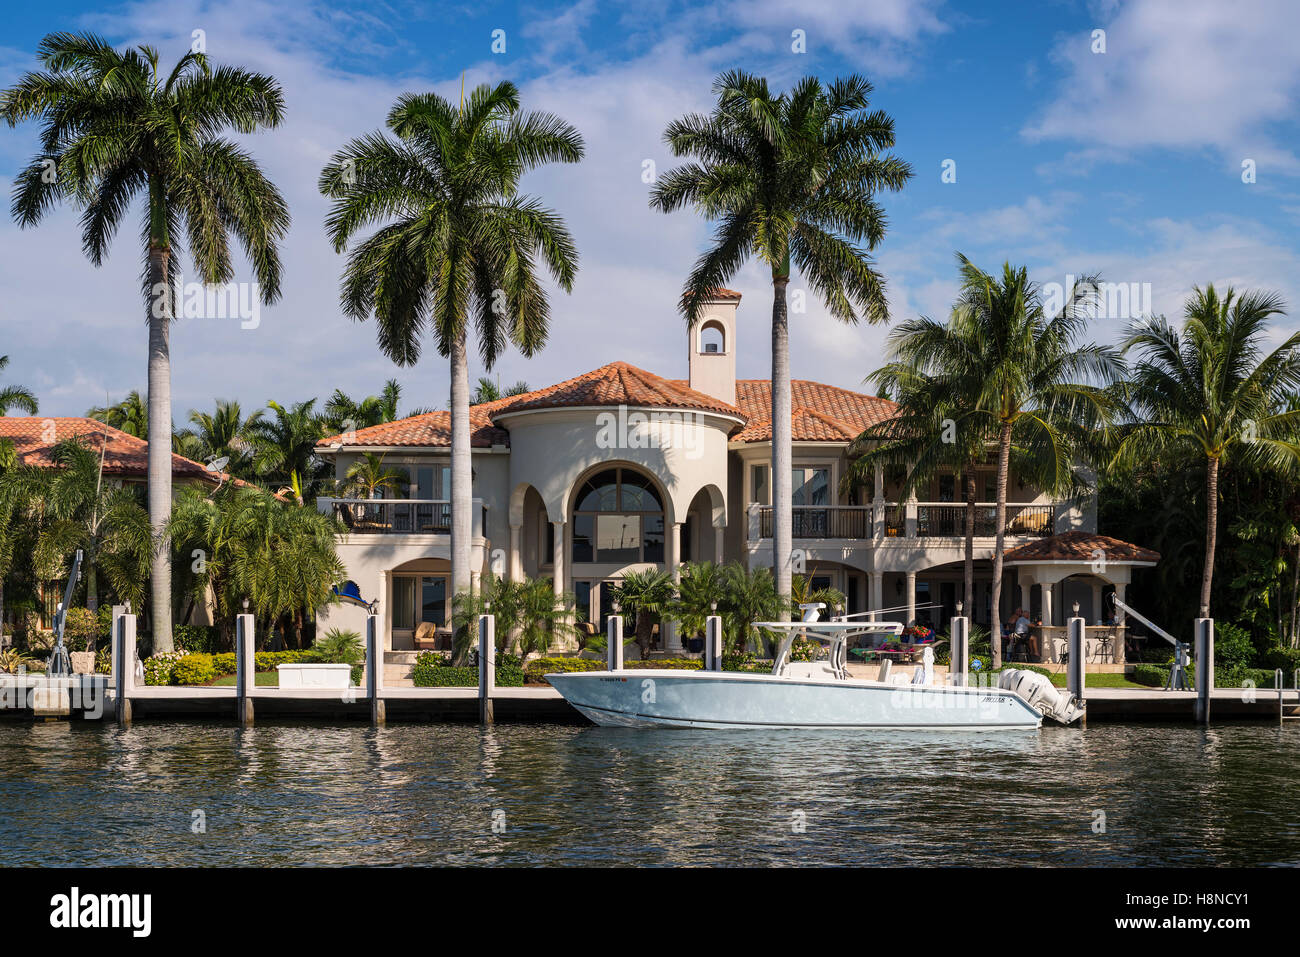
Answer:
[{"left": 698, "top": 320, "right": 726, "bottom": 355}]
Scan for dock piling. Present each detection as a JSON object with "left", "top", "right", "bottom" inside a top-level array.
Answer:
[
  {"left": 1195, "top": 618, "right": 1215, "bottom": 725},
  {"left": 236, "top": 613, "right": 255, "bottom": 726},
  {"left": 705, "top": 615, "right": 723, "bottom": 671},
  {"left": 607, "top": 615, "right": 623, "bottom": 671},
  {"left": 366, "top": 614, "right": 384, "bottom": 727},
  {"left": 1067, "top": 617, "right": 1086, "bottom": 701},
  {"left": 479, "top": 614, "right": 495, "bottom": 724},
  {"left": 949, "top": 616, "right": 969, "bottom": 686},
  {"left": 111, "top": 606, "right": 135, "bottom": 725}
]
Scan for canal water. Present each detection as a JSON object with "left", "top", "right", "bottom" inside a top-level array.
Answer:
[{"left": 1, "top": 721, "right": 1296, "bottom": 866}]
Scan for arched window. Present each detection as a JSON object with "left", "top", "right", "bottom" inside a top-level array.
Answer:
[{"left": 572, "top": 467, "right": 665, "bottom": 564}]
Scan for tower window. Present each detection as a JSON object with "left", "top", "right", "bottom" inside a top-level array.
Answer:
[{"left": 699, "top": 321, "right": 726, "bottom": 355}]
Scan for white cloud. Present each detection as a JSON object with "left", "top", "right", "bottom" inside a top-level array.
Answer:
[{"left": 1024, "top": 0, "right": 1300, "bottom": 175}]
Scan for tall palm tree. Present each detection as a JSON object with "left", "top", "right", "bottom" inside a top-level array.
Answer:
[
  {"left": 1117, "top": 285, "right": 1300, "bottom": 619},
  {"left": 87, "top": 391, "right": 148, "bottom": 438},
  {"left": 246, "top": 399, "right": 326, "bottom": 504},
  {"left": 471, "top": 376, "right": 530, "bottom": 405},
  {"left": 320, "top": 82, "right": 583, "bottom": 603},
  {"left": 609, "top": 569, "right": 675, "bottom": 660},
  {"left": 650, "top": 71, "right": 912, "bottom": 615},
  {"left": 2, "top": 33, "right": 289, "bottom": 652},
  {"left": 929, "top": 255, "right": 1121, "bottom": 666},
  {"left": 174, "top": 399, "right": 258, "bottom": 476},
  {"left": 0, "top": 356, "right": 38, "bottom": 416}
]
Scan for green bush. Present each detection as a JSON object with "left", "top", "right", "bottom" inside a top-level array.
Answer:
[
  {"left": 62, "top": 607, "right": 106, "bottom": 652},
  {"left": 411, "top": 650, "right": 523, "bottom": 687},
  {"left": 525, "top": 656, "right": 603, "bottom": 679},
  {"left": 1130, "top": 664, "right": 1170, "bottom": 687},
  {"left": 789, "top": 637, "right": 819, "bottom": 662},
  {"left": 171, "top": 653, "right": 216, "bottom": 686},
  {"left": 143, "top": 650, "right": 187, "bottom": 686},
  {"left": 212, "top": 653, "right": 237, "bottom": 676},
  {"left": 1214, "top": 622, "right": 1256, "bottom": 671},
  {"left": 722, "top": 651, "right": 766, "bottom": 673},
  {"left": 1260, "top": 646, "right": 1300, "bottom": 676},
  {"left": 173, "top": 624, "right": 221, "bottom": 654},
  {"left": 625, "top": 658, "right": 703, "bottom": 670},
  {"left": 253, "top": 650, "right": 311, "bottom": 671}
]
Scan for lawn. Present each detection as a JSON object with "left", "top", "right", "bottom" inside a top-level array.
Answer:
[
  {"left": 1042, "top": 671, "right": 1150, "bottom": 690},
  {"left": 210, "top": 672, "right": 279, "bottom": 687}
]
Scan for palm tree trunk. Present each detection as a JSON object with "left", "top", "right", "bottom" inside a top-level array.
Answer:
[
  {"left": 989, "top": 422, "right": 1013, "bottom": 669},
  {"left": 1200, "top": 456, "right": 1219, "bottom": 619},
  {"left": 449, "top": 326, "right": 473, "bottom": 605},
  {"left": 771, "top": 276, "right": 792, "bottom": 621},
  {"left": 146, "top": 237, "right": 174, "bottom": 653},
  {"left": 1289, "top": 542, "right": 1299, "bottom": 647},
  {"left": 963, "top": 464, "right": 976, "bottom": 619}
]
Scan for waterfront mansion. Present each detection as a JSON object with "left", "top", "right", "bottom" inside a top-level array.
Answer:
[{"left": 315, "top": 289, "right": 1159, "bottom": 664}]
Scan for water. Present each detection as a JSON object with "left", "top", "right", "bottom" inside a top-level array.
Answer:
[{"left": 1, "top": 721, "right": 1297, "bottom": 866}]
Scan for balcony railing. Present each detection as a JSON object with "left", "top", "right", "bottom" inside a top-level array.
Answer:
[
  {"left": 318, "top": 498, "right": 488, "bottom": 537},
  {"left": 753, "top": 502, "right": 1056, "bottom": 541}
]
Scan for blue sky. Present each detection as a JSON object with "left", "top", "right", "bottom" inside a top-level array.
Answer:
[{"left": 2, "top": 0, "right": 1299, "bottom": 419}]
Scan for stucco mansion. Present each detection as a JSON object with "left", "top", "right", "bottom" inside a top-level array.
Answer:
[{"left": 315, "top": 289, "right": 1158, "bottom": 665}]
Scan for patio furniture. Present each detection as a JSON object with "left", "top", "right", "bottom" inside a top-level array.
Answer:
[{"left": 413, "top": 622, "right": 440, "bottom": 652}]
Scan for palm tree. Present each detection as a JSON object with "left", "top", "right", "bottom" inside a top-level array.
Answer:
[
  {"left": 609, "top": 569, "right": 674, "bottom": 660},
  {"left": 471, "top": 376, "right": 530, "bottom": 405},
  {"left": 928, "top": 255, "right": 1121, "bottom": 666},
  {"left": 1117, "top": 285, "right": 1300, "bottom": 619},
  {"left": 650, "top": 71, "right": 912, "bottom": 615},
  {"left": 323, "top": 379, "right": 404, "bottom": 434},
  {"left": 0, "top": 356, "right": 38, "bottom": 416},
  {"left": 2, "top": 33, "right": 289, "bottom": 652},
  {"left": 174, "top": 399, "right": 258, "bottom": 475},
  {"left": 246, "top": 399, "right": 326, "bottom": 504},
  {"left": 452, "top": 574, "right": 580, "bottom": 661},
  {"left": 320, "top": 82, "right": 583, "bottom": 604},
  {"left": 10, "top": 436, "right": 152, "bottom": 615},
  {"left": 87, "top": 391, "right": 148, "bottom": 438},
  {"left": 720, "top": 562, "right": 787, "bottom": 655},
  {"left": 341, "top": 452, "right": 405, "bottom": 498}
]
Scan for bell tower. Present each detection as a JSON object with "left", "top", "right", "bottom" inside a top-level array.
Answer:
[{"left": 686, "top": 290, "right": 740, "bottom": 405}]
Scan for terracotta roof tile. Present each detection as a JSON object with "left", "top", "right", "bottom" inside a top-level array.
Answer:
[
  {"left": 320, "top": 363, "right": 746, "bottom": 450},
  {"left": 1003, "top": 531, "right": 1160, "bottom": 564},
  {"left": 716, "top": 379, "right": 898, "bottom": 443},
  {"left": 0, "top": 416, "right": 217, "bottom": 481}
]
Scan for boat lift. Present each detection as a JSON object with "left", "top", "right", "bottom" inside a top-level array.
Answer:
[
  {"left": 1111, "top": 593, "right": 1191, "bottom": 691},
  {"left": 46, "top": 549, "right": 83, "bottom": 677}
]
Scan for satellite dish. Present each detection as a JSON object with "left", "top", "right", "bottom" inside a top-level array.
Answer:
[{"left": 205, "top": 455, "right": 230, "bottom": 473}]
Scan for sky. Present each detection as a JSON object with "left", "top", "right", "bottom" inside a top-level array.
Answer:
[{"left": 2, "top": 0, "right": 1299, "bottom": 421}]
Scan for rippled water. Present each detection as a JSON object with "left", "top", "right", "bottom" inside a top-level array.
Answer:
[{"left": 1, "top": 721, "right": 1298, "bottom": 866}]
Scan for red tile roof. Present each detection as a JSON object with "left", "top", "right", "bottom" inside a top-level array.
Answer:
[
  {"left": 0, "top": 417, "right": 218, "bottom": 482},
  {"left": 495, "top": 362, "right": 744, "bottom": 419},
  {"left": 318, "top": 365, "right": 901, "bottom": 451},
  {"left": 1003, "top": 531, "right": 1160, "bottom": 564},
  {"left": 721, "top": 379, "right": 899, "bottom": 443}
]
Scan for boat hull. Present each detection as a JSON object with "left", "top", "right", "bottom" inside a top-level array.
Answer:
[{"left": 546, "top": 670, "right": 1042, "bottom": 730}]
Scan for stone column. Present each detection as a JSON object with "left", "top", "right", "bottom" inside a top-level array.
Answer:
[
  {"left": 905, "top": 571, "right": 917, "bottom": 624},
  {"left": 1019, "top": 579, "right": 1031, "bottom": 617},
  {"left": 551, "top": 521, "right": 565, "bottom": 599},
  {"left": 1090, "top": 581, "right": 1103, "bottom": 623},
  {"left": 713, "top": 525, "right": 724, "bottom": 565},
  {"left": 665, "top": 522, "right": 683, "bottom": 652},
  {"left": 1041, "top": 581, "right": 1054, "bottom": 627},
  {"left": 508, "top": 523, "right": 523, "bottom": 581},
  {"left": 870, "top": 572, "right": 883, "bottom": 622}
]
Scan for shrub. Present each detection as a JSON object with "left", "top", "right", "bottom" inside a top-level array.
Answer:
[
  {"left": 62, "top": 608, "right": 103, "bottom": 652},
  {"left": 212, "top": 653, "right": 237, "bottom": 677},
  {"left": 524, "top": 656, "right": 603, "bottom": 680},
  {"left": 174, "top": 624, "right": 221, "bottom": 654},
  {"left": 789, "top": 637, "right": 820, "bottom": 662},
  {"left": 625, "top": 658, "right": 703, "bottom": 670},
  {"left": 1131, "top": 664, "right": 1170, "bottom": 687},
  {"left": 411, "top": 650, "right": 523, "bottom": 687},
  {"left": 172, "top": 653, "right": 216, "bottom": 686},
  {"left": 723, "top": 651, "right": 765, "bottom": 672},
  {"left": 143, "top": 650, "right": 188, "bottom": 686},
  {"left": 253, "top": 650, "right": 312, "bottom": 671},
  {"left": 1260, "top": 646, "right": 1300, "bottom": 676},
  {"left": 1214, "top": 622, "right": 1256, "bottom": 671}
]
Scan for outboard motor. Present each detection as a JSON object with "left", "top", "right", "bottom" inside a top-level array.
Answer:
[{"left": 998, "top": 669, "right": 1085, "bottom": 725}]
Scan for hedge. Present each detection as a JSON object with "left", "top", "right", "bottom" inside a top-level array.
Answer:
[
  {"left": 412, "top": 651, "right": 523, "bottom": 687},
  {"left": 172, "top": 653, "right": 216, "bottom": 686}
]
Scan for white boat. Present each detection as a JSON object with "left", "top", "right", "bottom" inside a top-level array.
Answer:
[{"left": 546, "top": 606, "right": 1083, "bottom": 731}]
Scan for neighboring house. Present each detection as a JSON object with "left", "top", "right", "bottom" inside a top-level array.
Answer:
[
  {"left": 0, "top": 416, "right": 228, "bottom": 631},
  {"left": 315, "top": 290, "right": 1158, "bottom": 661}
]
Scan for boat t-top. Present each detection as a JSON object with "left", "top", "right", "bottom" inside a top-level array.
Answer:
[{"left": 546, "top": 604, "right": 1083, "bottom": 730}]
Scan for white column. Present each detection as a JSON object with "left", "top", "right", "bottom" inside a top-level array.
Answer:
[
  {"left": 1019, "top": 579, "right": 1031, "bottom": 616},
  {"left": 1090, "top": 581, "right": 1102, "bottom": 623},
  {"left": 666, "top": 522, "right": 683, "bottom": 651},
  {"left": 1042, "top": 581, "right": 1054, "bottom": 627},
  {"left": 873, "top": 462, "right": 884, "bottom": 500},
  {"left": 713, "top": 525, "right": 724, "bottom": 565},
  {"left": 905, "top": 571, "right": 917, "bottom": 624},
  {"left": 905, "top": 493, "right": 918, "bottom": 538},
  {"left": 381, "top": 570, "right": 392, "bottom": 653},
  {"left": 551, "top": 521, "right": 565, "bottom": 599},
  {"left": 508, "top": 523, "right": 522, "bottom": 581},
  {"left": 870, "top": 573, "right": 883, "bottom": 622}
]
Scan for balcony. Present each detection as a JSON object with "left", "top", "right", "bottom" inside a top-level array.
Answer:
[
  {"left": 751, "top": 502, "right": 1055, "bottom": 542},
  {"left": 317, "top": 498, "right": 488, "bottom": 537}
]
